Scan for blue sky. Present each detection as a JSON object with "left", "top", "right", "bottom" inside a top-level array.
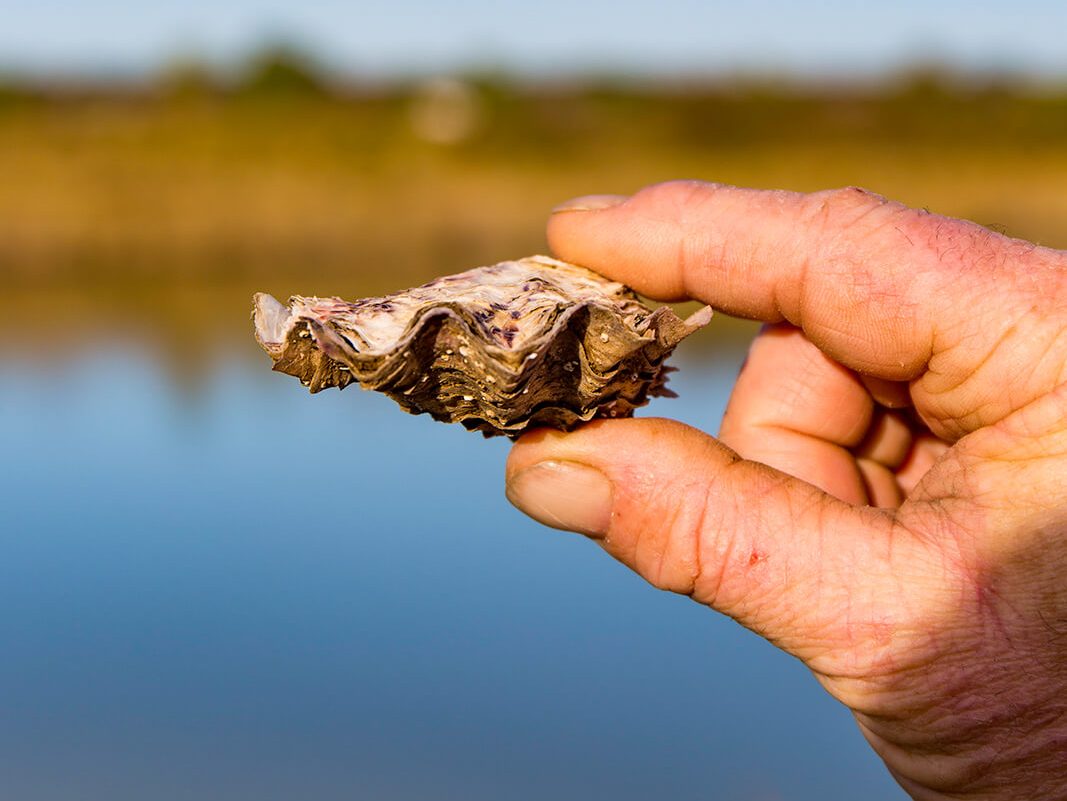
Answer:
[{"left": 3, "top": 0, "right": 1067, "bottom": 77}]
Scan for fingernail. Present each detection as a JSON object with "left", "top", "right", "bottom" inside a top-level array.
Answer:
[
  {"left": 551, "top": 194, "right": 629, "bottom": 214},
  {"left": 506, "top": 461, "right": 613, "bottom": 538}
]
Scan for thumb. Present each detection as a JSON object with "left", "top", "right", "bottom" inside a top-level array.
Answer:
[{"left": 506, "top": 418, "right": 912, "bottom": 660}]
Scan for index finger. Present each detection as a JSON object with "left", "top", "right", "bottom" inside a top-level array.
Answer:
[
  {"left": 547, "top": 180, "right": 1062, "bottom": 380},
  {"left": 546, "top": 181, "right": 1067, "bottom": 436}
]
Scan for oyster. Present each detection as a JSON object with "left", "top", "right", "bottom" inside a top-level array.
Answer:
[{"left": 253, "top": 256, "right": 711, "bottom": 438}]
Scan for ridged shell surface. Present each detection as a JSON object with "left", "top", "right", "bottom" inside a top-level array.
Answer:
[{"left": 253, "top": 256, "right": 711, "bottom": 437}]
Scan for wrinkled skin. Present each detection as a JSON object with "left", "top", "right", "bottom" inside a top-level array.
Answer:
[{"left": 505, "top": 182, "right": 1067, "bottom": 800}]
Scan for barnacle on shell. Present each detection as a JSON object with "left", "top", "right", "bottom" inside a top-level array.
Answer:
[{"left": 252, "top": 256, "right": 711, "bottom": 438}]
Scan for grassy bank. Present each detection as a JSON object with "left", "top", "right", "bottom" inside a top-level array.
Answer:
[
  {"left": 2, "top": 74, "right": 1066, "bottom": 288},
  {"left": 1, "top": 71, "right": 1063, "bottom": 372}
]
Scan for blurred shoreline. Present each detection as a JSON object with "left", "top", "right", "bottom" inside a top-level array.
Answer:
[
  {"left": 2, "top": 53, "right": 1066, "bottom": 288},
  {"left": 1, "top": 52, "right": 1063, "bottom": 377}
]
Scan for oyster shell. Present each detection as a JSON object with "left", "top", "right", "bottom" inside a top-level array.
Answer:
[{"left": 253, "top": 256, "right": 711, "bottom": 438}]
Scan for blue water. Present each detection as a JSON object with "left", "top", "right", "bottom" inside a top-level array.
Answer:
[{"left": 0, "top": 323, "right": 905, "bottom": 801}]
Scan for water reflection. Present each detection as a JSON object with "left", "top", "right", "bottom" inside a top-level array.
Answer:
[{"left": 0, "top": 289, "right": 905, "bottom": 801}]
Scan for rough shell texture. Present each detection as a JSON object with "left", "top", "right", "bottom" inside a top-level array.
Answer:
[{"left": 253, "top": 255, "right": 711, "bottom": 438}]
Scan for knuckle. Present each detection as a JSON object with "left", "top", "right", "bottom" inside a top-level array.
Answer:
[
  {"left": 836, "top": 185, "right": 886, "bottom": 205},
  {"left": 688, "top": 458, "right": 769, "bottom": 607},
  {"left": 629, "top": 180, "right": 730, "bottom": 298},
  {"left": 635, "top": 179, "right": 727, "bottom": 219},
  {"left": 648, "top": 178, "right": 720, "bottom": 198},
  {"left": 632, "top": 179, "right": 700, "bottom": 207},
  {"left": 808, "top": 185, "right": 891, "bottom": 227},
  {"left": 802, "top": 186, "right": 905, "bottom": 280},
  {"left": 640, "top": 474, "right": 720, "bottom": 596},
  {"left": 914, "top": 216, "right": 1004, "bottom": 273}
]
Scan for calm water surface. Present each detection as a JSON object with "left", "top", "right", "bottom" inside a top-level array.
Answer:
[{"left": 0, "top": 313, "right": 905, "bottom": 801}]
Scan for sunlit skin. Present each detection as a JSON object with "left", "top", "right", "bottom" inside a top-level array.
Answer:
[{"left": 505, "top": 181, "right": 1067, "bottom": 800}]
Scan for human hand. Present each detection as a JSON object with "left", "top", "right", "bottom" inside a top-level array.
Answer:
[{"left": 505, "top": 181, "right": 1067, "bottom": 800}]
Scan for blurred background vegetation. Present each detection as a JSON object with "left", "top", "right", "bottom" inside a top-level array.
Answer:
[
  {"left": 4, "top": 11, "right": 1067, "bottom": 800},
  {"left": 2, "top": 45, "right": 1066, "bottom": 368}
]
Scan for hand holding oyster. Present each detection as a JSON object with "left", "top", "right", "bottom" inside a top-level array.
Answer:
[{"left": 252, "top": 256, "right": 710, "bottom": 437}]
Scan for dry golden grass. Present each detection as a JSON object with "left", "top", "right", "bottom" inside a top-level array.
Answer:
[
  {"left": 2, "top": 86, "right": 1065, "bottom": 288},
  {"left": 0, "top": 82, "right": 1063, "bottom": 366}
]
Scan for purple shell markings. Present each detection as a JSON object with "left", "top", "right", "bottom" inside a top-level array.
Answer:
[{"left": 252, "top": 256, "right": 711, "bottom": 438}]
